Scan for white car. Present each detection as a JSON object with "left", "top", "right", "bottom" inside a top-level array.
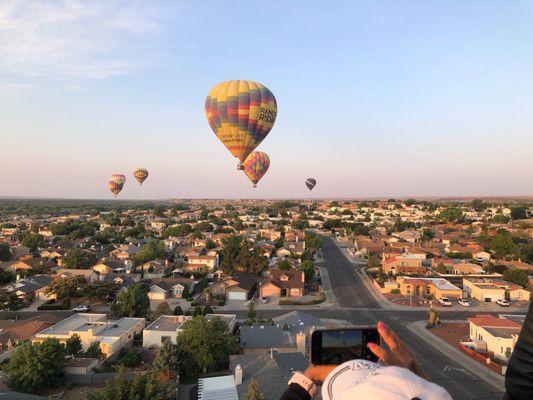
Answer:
[
  {"left": 458, "top": 299, "right": 470, "bottom": 307},
  {"left": 438, "top": 297, "right": 452, "bottom": 307},
  {"left": 72, "top": 305, "right": 91, "bottom": 312},
  {"left": 261, "top": 297, "right": 270, "bottom": 304},
  {"left": 496, "top": 299, "right": 510, "bottom": 307}
]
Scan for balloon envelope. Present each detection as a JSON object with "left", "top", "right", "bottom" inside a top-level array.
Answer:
[
  {"left": 306, "top": 178, "right": 317, "bottom": 191},
  {"left": 108, "top": 174, "right": 126, "bottom": 197},
  {"left": 243, "top": 151, "right": 270, "bottom": 187},
  {"left": 134, "top": 168, "right": 149, "bottom": 185},
  {"left": 205, "top": 80, "right": 277, "bottom": 165}
]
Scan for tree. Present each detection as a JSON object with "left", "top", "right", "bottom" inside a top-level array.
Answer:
[
  {"left": 300, "top": 260, "right": 315, "bottom": 282},
  {"left": 202, "top": 305, "right": 214, "bottom": 315},
  {"left": 437, "top": 207, "right": 465, "bottom": 223},
  {"left": 278, "top": 260, "right": 292, "bottom": 270},
  {"left": 0, "top": 289, "right": 23, "bottom": 311},
  {"left": 193, "top": 306, "right": 203, "bottom": 317},
  {"left": 84, "top": 341, "right": 103, "bottom": 358},
  {"left": 173, "top": 305, "right": 183, "bottom": 315},
  {"left": 87, "top": 367, "right": 170, "bottom": 400},
  {"left": 111, "top": 284, "right": 150, "bottom": 318},
  {"left": 177, "top": 317, "right": 235, "bottom": 374},
  {"left": 247, "top": 301, "right": 256, "bottom": 322},
  {"left": 152, "top": 339, "right": 180, "bottom": 379},
  {"left": 305, "top": 232, "right": 322, "bottom": 255},
  {"left": 0, "top": 242, "right": 11, "bottom": 261},
  {"left": 435, "top": 263, "right": 448, "bottom": 274},
  {"left": 20, "top": 232, "right": 44, "bottom": 252},
  {"left": 4, "top": 338, "right": 65, "bottom": 393},
  {"left": 45, "top": 276, "right": 86, "bottom": 299},
  {"left": 503, "top": 269, "right": 529, "bottom": 288},
  {"left": 246, "top": 378, "right": 265, "bottom": 400},
  {"left": 181, "top": 286, "right": 190, "bottom": 299},
  {"left": 132, "top": 240, "right": 165, "bottom": 266},
  {"left": 491, "top": 232, "right": 517, "bottom": 259},
  {"left": 64, "top": 249, "right": 96, "bottom": 269},
  {"left": 152, "top": 301, "right": 171, "bottom": 319},
  {"left": 65, "top": 334, "right": 83, "bottom": 356},
  {"left": 510, "top": 206, "right": 528, "bottom": 220}
]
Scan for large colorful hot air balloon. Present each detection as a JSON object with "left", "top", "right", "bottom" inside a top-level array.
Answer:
[
  {"left": 242, "top": 151, "right": 270, "bottom": 188},
  {"left": 306, "top": 178, "right": 317, "bottom": 191},
  {"left": 108, "top": 174, "right": 126, "bottom": 197},
  {"left": 134, "top": 168, "right": 149, "bottom": 185},
  {"left": 205, "top": 80, "right": 277, "bottom": 169}
]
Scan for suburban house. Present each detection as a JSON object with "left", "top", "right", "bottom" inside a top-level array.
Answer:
[
  {"left": 2, "top": 258, "right": 53, "bottom": 273},
  {"left": 396, "top": 276, "right": 462, "bottom": 299},
  {"left": 54, "top": 268, "right": 99, "bottom": 283},
  {"left": 224, "top": 273, "right": 259, "bottom": 301},
  {"left": 260, "top": 269, "right": 304, "bottom": 298},
  {"left": 467, "top": 315, "right": 523, "bottom": 362},
  {"left": 109, "top": 244, "right": 141, "bottom": 260},
  {"left": 450, "top": 262, "right": 485, "bottom": 275},
  {"left": 148, "top": 278, "right": 193, "bottom": 301},
  {"left": 276, "top": 242, "right": 305, "bottom": 259},
  {"left": 33, "top": 314, "right": 145, "bottom": 359},
  {"left": 381, "top": 253, "right": 427, "bottom": 276},
  {"left": 239, "top": 325, "right": 306, "bottom": 355},
  {"left": 9, "top": 275, "right": 53, "bottom": 300},
  {"left": 463, "top": 278, "right": 516, "bottom": 302},
  {"left": 143, "top": 314, "right": 236, "bottom": 347},
  {"left": 92, "top": 259, "right": 131, "bottom": 275},
  {"left": 230, "top": 352, "right": 309, "bottom": 400},
  {"left": 0, "top": 315, "right": 60, "bottom": 353},
  {"left": 187, "top": 254, "right": 219, "bottom": 271}
]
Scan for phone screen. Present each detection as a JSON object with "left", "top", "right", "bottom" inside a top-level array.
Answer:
[{"left": 311, "top": 328, "right": 379, "bottom": 365}]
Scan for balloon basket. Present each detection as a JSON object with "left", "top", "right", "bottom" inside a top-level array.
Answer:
[{"left": 237, "top": 163, "right": 244, "bottom": 170}]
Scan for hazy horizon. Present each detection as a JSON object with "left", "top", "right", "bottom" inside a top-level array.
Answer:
[{"left": 2, "top": 1, "right": 532, "bottom": 199}]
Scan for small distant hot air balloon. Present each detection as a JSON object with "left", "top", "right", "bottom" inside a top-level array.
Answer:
[
  {"left": 108, "top": 174, "right": 126, "bottom": 197},
  {"left": 242, "top": 151, "right": 270, "bottom": 188},
  {"left": 134, "top": 168, "right": 149, "bottom": 185},
  {"left": 205, "top": 80, "right": 277, "bottom": 169},
  {"left": 306, "top": 178, "right": 317, "bottom": 191}
]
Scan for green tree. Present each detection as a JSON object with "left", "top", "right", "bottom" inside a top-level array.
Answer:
[
  {"left": 45, "top": 276, "right": 86, "bottom": 299},
  {"left": 64, "top": 249, "right": 96, "bottom": 269},
  {"left": 152, "top": 339, "right": 180, "bottom": 379},
  {"left": 246, "top": 378, "right": 265, "bottom": 400},
  {"left": 300, "top": 260, "right": 315, "bottom": 282},
  {"left": 181, "top": 286, "right": 190, "bottom": 299},
  {"left": 491, "top": 232, "right": 517, "bottom": 259},
  {"left": 177, "top": 317, "right": 235, "bottom": 374},
  {"left": 202, "top": 305, "right": 214, "bottom": 315},
  {"left": 0, "top": 289, "right": 23, "bottom": 311},
  {"left": 193, "top": 306, "right": 203, "bottom": 317},
  {"left": 510, "top": 206, "right": 528, "bottom": 220},
  {"left": 21, "top": 232, "right": 44, "bottom": 252},
  {"left": 152, "top": 301, "right": 171, "bottom": 319},
  {"left": 65, "top": 334, "right": 83, "bottom": 356},
  {"left": 173, "top": 305, "right": 183, "bottom": 315},
  {"left": 110, "top": 284, "right": 150, "bottom": 318},
  {"left": 4, "top": 338, "right": 65, "bottom": 393},
  {"left": 132, "top": 240, "right": 165, "bottom": 266},
  {"left": 435, "top": 263, "right": 448, "bottom": 274},
  {"left": 0, "top": 242, "right": 12, "bottom": 261},
  {"left": 84, "top": 341, "right": 103, "bottom": 358},
  {"left": 247, "top": 301, "right": 256, "bottom": 322},
  {"left": 437, "top": 207, "right": 465, "bottom": 223},
  {"left": 278, "top": 259, "right": 292, "bottom": 270},
  {"left": 503, "top": 269, "right": 529, "bottom": 288}
]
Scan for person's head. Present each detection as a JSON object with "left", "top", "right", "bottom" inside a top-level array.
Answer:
[{"left": 322, "top": 359, "right": 453, "bottom": 400}]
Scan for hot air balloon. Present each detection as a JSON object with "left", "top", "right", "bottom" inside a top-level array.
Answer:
[
  {"left": 205, "top": 80, "right": 277, "bottom": 169},
  {"left": 108, "top": 174, "right": 126, "bottom": 197},
  {"left": 134, "top": 168, "right": 149, "bottom": 185},
  {"left": 242, "top": 151, "right": 270, "bottom": 188},
  {"left": 306, "top": 178, "right": 317, "bottom": 191}
]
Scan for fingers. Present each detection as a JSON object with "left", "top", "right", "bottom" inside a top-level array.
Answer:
[
  {"left": 378, "top": 321, "right": 401, "bottom": 350},
  {"left": 305, "top": 364, "right": 337, "bottom": 383},
  {"left": 367, "top": 342, "right": 391, "bottom": 364}
]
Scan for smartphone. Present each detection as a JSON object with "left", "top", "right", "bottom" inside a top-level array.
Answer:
[{"left": 310, "top": 326, "right": 380, "bottom": 365}]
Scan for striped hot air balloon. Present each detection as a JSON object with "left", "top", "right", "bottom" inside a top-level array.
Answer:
[
  {"left": 134, "top": 168, "right": 149, "bottom": 185},
  {"left": 306, "top": 178, "right": 317, "bottom": 191},
  {"left": 205, "top": 80, "right": 277, "bottom": 169},
  {"left": 108, "top": 174, "right": 126, "bottom": 197},
  {"left": 242, "top": 151, "right": 270, "bottom": 188}
]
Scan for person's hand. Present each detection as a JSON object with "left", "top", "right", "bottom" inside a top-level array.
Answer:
[
  {"left": 303, "top": 364, "right": 337, "bottom": 384},
  {"left": 367, "top": 321, "right": 430, "bottom": 380}
]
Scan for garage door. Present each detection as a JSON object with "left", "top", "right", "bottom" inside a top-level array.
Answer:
[{"left": 228, "top": 291, "right": 246, "bottom": 301}]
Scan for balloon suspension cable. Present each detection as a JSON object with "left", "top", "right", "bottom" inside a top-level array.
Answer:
[
  {"left": 237, "top": 162, "right": 244, "bottom": 170},
  {"left": 253, "top": 184, "right": 257, "bottom": 188}
]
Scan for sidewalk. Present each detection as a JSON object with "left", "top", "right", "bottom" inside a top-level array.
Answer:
[{"left": 407, "top": 320, "right": 505, "bottom": 392}]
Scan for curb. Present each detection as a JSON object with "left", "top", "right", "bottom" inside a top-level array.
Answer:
[{"left": 407, "top": 320, "right": 505, "bottom": 392}]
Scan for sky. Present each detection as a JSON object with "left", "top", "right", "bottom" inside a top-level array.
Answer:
[{"left": 1, "top": 0, "right": 532, "bottom": 199}]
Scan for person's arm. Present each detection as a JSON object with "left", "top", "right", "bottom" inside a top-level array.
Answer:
[
  {"left": 504, "top": 300, "right": 533, "bottom": 400},
  {"left": 280, "top": 365, "right": 336, "bottom": 400}
]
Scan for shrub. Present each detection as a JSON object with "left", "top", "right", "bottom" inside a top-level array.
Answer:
[
  {"left": 119, "top": 351, "right": 141, "bottom": 368},
  {"left": 279, "top": 293, "right": 325, "bottom": 306},
  {"left": 390, "top": 289, "right": 400, "bottom": 294},
  {"left": 37, "top": 300, "right": 63, "bottom": 311}
]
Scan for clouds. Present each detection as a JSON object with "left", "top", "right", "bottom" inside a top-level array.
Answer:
[{"left": 0, "top": 0, "right": 161, "bottom": 80}]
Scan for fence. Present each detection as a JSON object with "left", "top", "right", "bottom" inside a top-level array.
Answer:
[
  {"left": 65, "top": 371, "right": 139, "bottom": 385},
  {"left": 458, "top": 343, "right": 504, "bottom": 375}
]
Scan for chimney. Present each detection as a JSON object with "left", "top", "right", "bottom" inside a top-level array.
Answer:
[
  {"left": 296, "top": 332, "right": 306, "bottom": 355},
  {"left": 234, "top": 364, "right": 242, "bottom": 386},
  {"left": 301, "top": 271, "right": 305, "bottom": 283}
]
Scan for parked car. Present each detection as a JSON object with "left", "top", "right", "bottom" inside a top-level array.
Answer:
[
  {"left": 438, "top": 297, "right": 452, "bottom": 307},
  {"left": 458, "top": 299, "right": 470, "bottom": 307},
  {"left": 73, "top": 305, "right": 91, "bottom": 312},
  {"left": 496, "top": 299, "right": 510, "bottom": 307},
  {"left": 261, "top": 297, "right": 270, "bottom": 304}
]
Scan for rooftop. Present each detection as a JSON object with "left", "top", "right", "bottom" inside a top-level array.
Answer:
[{"left": 144, "top": 315, "right": 188, "bottom": 332}]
